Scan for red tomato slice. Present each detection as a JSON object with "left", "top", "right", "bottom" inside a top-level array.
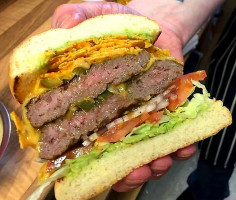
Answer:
[
  {"left": 147, "top": 110, "right": 164, "bottom": 123},
  {"left": 167, "top": 71, "right": 207, "bottom": 111},
  {"left": 97, "top": 111, "right": 163, "bottom": 143},
  {"left": 97, "top": 113, "right": 149, "bottom": 143}
]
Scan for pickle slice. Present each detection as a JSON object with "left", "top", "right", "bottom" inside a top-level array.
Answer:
[{"left": 40, "top": 77, "right": 62, "bottom": 88}]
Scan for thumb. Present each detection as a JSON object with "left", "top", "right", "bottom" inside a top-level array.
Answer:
[{"left": 52, "top": 2, "right": 140, "bottom": 29}]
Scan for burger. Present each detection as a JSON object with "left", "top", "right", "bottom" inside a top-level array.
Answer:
[{"left": 9, "top": 14, "right": 232, "bottom": 200}]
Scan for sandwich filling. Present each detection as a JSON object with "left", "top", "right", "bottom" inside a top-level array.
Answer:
[
  {"left": 10, "top": 35, "right": 210, "bottom": 185},
  {"left": 11, "top": 36, "right": 183, "bottom": 159},
  {"left": 38, "top": 79, "right": 213, "bottom": 183}
]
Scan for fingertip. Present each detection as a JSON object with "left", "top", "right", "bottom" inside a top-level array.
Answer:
[
  {"left": 52, "top": 4, "right": 69, "bottom": 28},
  {"left": 149, "top": 155, "right": 173, "bottom": 172},
  {"left": 172, "top": 144, "right": 197, "bottom": 160},
  {"left": 124, "top": 165, "right": 152, "bottom": 186},
  {"left": 150, "top": 172, "right": 166, "bottom": 180},
  {"left": 112, "top": 165, "right": 151, "bottom": 192},
  {"left": 112, "top": 180, "right": 143, "bottom": 192}
]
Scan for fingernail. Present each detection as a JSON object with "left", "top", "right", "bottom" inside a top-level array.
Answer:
[
  {"left": 151, "top": 172, "right": 165, "bottom": 180},
  {"left": 178, "top": 154, "right": 194, "bottom": 158},
  {"left": 180, "top": 155, "right": 192, "bottom": 158},
  {"left": 151, "top": 167, "right": 169, "bottom": 174},
  {"left": 152, "top": 172, "right": 165, "bottom": 177}
]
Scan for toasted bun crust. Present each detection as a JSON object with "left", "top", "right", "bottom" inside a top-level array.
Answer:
[
  {"left": 55, "top": 101, "right": 232, "bottom": 200},
  {"left": 9, "top": 14, "right": 161, "bottom": 103}
]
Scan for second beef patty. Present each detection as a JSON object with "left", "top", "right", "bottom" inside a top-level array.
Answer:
[{"left": 39, "top": 60, "right": 183, "bottom": 159}]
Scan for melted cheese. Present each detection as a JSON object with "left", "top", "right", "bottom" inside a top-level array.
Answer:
[
  {"left": 47, "top": 36, "right": 145, "bottom": 74},
  {"left": 11, "top": 112, "right": 39, "bottom": 151},
  {"left": 38, "top": 163, "right": 53, "bottom": 184}
]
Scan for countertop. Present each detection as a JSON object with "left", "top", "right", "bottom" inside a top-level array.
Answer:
[
  {"left": 0, "top": 1, "right": 141, "bottom": 199},
  {"left": 0, "top": 1, "right": 71, "bottom": 199}
]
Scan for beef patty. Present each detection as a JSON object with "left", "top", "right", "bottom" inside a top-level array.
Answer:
[
  {"left": 27, "top": 50, "right": 150, "bottom": 128},
  {"left": 39, "top": 60, "right": 183, "bottom": 159}
]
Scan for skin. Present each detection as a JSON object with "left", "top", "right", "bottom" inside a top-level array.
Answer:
[{"left": 51, "top": 0, "right": 222, "bottom": 192}]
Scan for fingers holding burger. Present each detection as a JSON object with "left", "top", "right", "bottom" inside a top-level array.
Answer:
[{"left": 9, "top": 12, "right": 231, "bottom": 200}]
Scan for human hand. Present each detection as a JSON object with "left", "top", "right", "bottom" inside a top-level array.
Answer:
[
  {"left": 52, "top": 1, "right": 184, "bottom": 61},
  {"left": 127, "top": 0, "right": 185, "bottom": 61},
  {"left": 51, "top": 1, "right": 196, "bottom": 192}
]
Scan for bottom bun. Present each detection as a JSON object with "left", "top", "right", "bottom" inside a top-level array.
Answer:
[{"left": 55, "top": 101, "right": 231, "bottom": 200}]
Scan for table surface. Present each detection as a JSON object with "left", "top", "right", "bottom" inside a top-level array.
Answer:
[
  {"left": 0, "top": 1, "right": 142, "bottom": 200},
  {"left": 0, "top": 1, "right": 70, "bottom": 199},
  {"left": 2, "top": 1, "right": 233, "bottom": 199},
  {"left": 0, "top": 1, "right": 143, "bottom": 199}
]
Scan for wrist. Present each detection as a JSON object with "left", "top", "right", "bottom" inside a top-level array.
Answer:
[
  {"left": 127, "top": 0, "right": 187, "bottom": 47},
  {"left": 127, "top": 0, "right": 224, "bottom": 47},
  {"left": 173, "top": 0, "right": 225, "bottom": 44},
  {"left": 154, "top": 16, "right": 185, "bottom": 49}
]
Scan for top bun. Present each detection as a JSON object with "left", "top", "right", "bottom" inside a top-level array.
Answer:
[{"left": 9, "top": 14, "right": 161, "bottom": 103}]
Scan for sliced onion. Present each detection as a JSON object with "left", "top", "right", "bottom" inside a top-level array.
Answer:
[
  {"left": 106, "top": 94, "right": 169, "bottom": 129},
  {"left": 106, "top": 122, "right": 115, "bottom": 129},
  {"left": 156, "top": 99, "right": 169, "bottom": 110},
  {"left": 89, "top": 133, "right": 98, "bottom": 141},
  {"left": 148, "top": 94, "right": 165, "bottom": 104},
  {"left": 82, "top": 140, "right": 91, "bottom": 146}
]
